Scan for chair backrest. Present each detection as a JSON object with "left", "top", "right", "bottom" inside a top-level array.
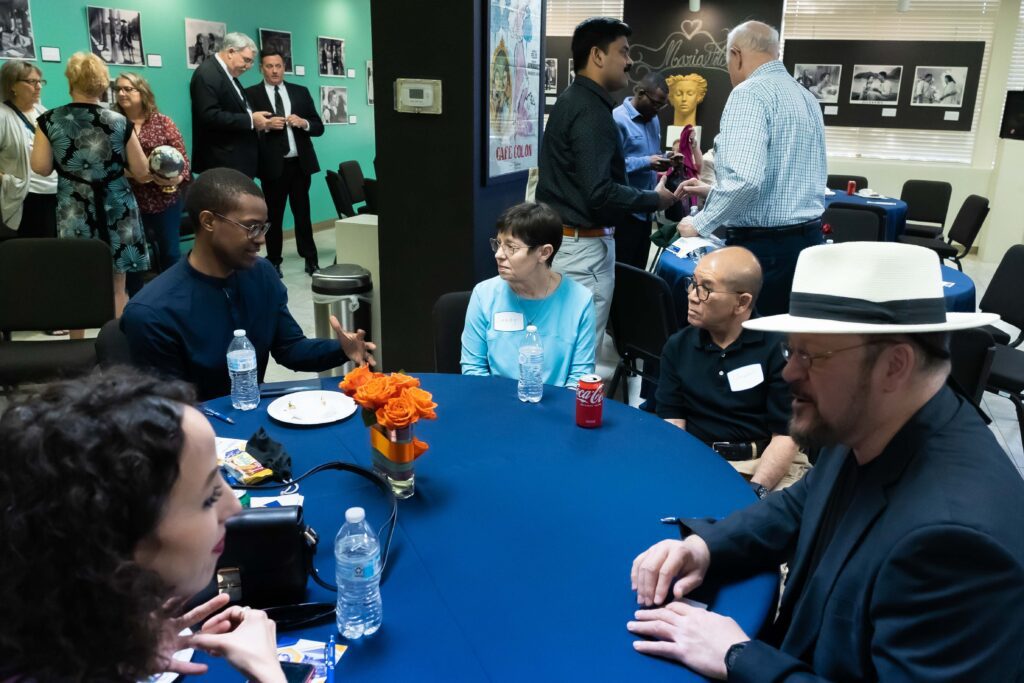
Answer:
[
  {"left": 609, "top": 263, "right": 679, "bottom": 372},
  {"left": 338, "top": 161, "right": 367, "bottom": 205},
  {"left": 96, "top": 318, "right": 133, "bottom": 367},
  {"left": 900, "top": 179, "right": 952, "bottom": 227},
  {"left": 0, "top": 239, "right": 114, "bottom": 331},
  {"left": 822, "top": 205, "right": 884, "bottom": 242},
  {"left": 979, "top": 244, "right": 1024, "bottom": 331},
  {"left": 432, "top": 291, "right": 472, "bottom": 374},
  {"left": 946, "top": 194, "right": 989, "bottom": 250},
  {"left": 826, "top": 174, "right": 869, "bottom": 192},
  {"left": 949, "top": 328, "right": 995, "bottom": 406},
  {"left": 324, "top": 170, "right": 356, "bottom": 218}
]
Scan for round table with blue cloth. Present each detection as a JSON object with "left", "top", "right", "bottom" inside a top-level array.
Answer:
[
  {"left": 824, "top": 192, "right": 908, "bottom": 241},
  {"left": 196, "top": 374, "right": 777, "bottom": 682}
]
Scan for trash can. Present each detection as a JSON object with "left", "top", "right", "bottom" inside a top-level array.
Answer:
[{"left": 312, "top": 264, "right": 373, "bottom": 378}]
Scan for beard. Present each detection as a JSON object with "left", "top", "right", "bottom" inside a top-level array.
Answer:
[{"left": 788, "top": 369, "right": 873, "bottom": 453}]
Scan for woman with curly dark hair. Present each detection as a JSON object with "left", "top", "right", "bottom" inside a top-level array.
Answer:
[{"left": 0, "top": 368, "right": 285, "bottom": 683}]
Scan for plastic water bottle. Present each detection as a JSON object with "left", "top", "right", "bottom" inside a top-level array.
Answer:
[
  {"left": 518, "top": 324, "right": 544, "bottom": 403},
  {"left": 226, "top": 329, "right": 259, "bottom": 410},
  {"left": 335, "top": 507, "right": 382, "bottom": 639}
]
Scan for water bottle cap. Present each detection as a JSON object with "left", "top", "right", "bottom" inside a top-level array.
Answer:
[
  {"left": 526, "top": 324, "right": 537, "bottom": 332},
  {"left": 345, "top": 507, "right": 366, "bottom": 523},
  {"left": 233, "top": 329, "right": 246, "bottom": 337}
]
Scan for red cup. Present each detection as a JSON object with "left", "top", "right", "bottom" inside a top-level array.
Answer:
[{"left": 847, "top": 180, "right": 857, "bottom": 195}]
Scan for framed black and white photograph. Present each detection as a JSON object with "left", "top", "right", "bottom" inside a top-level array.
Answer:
[
  {"left": 366, "top": 60, "right": 373, "bottom": 105},
  {"left": 185, "top": 17, "right": 225, "bottom": 69},
  {"left": 98, "top": 78, "right": 117, "bottom": 108},
  {"left": 567, "top": 58, "right": 575, "bottom": 87},
  {"left": 793, "top": 63, "right": 841, "bottom": 104},
  {"left": 910, "top": 66, "right": 967, "bottom": 107},
  {"left": 544, "top": 58, "right": 557, "bottom": 95},
  {"left": 320, "top": 85, "right": 348, "bottom": 125},
  {"left": 87, "top": 6, "right": 144, "bottom": 66},
  {"left": 317, "top": 36, "right": 345, "bottom": 77},
  {"left": 0, "top": 0, "right": 36, "bottom": 60},
  {"left": 850, "top": 65, "right": 902, "bottom": 105},
  {"left": 259, "top": 28, "right": 292, "bottom": 73}
]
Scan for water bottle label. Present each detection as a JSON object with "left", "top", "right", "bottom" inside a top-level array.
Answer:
[
  {"left": 227, "top": 354, "right": 256, "bottom": 372},
  {"left": 342, "top": 554, "right": 380, "bottom": 580}
]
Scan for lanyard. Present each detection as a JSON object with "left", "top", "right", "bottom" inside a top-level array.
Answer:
[{"left": 4, "top": 101, "right": 36, "bottom": 135}]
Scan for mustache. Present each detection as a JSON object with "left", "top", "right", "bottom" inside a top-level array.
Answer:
[{"left": 624, "top": 63, "right": 632, "bottom": 73}]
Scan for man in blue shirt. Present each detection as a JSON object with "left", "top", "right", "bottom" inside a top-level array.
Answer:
[
  {"left": 122, "top": 168, "right": 374, "bottom": 401},
  {"left": 611, "top": 72, "right": 672, "bottom": 269},
  {"left": 675, "top": 21, "right": 827, "bottom": 317}
]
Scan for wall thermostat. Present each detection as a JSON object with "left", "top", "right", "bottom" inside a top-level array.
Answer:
[{"left": 394, "top": 78, "right": 442, "bottom": 115}]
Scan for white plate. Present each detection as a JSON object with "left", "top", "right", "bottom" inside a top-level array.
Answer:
[
  {"left": 267, "top": 390, "right": 357, "bottom": 425},
  {"left": 141, "top": 629, "right": 193, "bottom": 683}
]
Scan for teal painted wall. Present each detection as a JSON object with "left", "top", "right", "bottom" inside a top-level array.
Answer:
[{"left": 12, "top": 0, "right": 375, "bottom": 229}]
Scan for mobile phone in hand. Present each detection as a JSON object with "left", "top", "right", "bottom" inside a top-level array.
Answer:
[{"left": 280, "top": 662, "right": 316, "bottom": 683}]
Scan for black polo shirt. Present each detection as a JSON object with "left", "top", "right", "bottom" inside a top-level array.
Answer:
[
  {"left": 655, "top": 326, "right": 791, "bottom": 445},
  {"left": 536, "top": 76, "right": 659, "bottom": 229}
]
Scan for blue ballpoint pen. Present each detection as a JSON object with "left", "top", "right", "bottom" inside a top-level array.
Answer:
[
  {"left": 200, "top": 406, "right": 235, "bottom": 425},
  {"left": 324, "top": 635, "right": 336, "bottom": 683}
]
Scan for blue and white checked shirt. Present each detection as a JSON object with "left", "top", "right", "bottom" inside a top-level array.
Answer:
[
  {"left": 612, "top": 97, "right": 661, "bottom": 220},
  {"left": 694, "top": 60, "right": 827, "bottom": 237}
]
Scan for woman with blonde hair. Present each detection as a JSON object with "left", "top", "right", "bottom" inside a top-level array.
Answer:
[
  {"left": 31, "top": 51, "right": 151, "bottom": 326},
  {"left": 113, "top": 71, "right": 189, "bottom": 278}
]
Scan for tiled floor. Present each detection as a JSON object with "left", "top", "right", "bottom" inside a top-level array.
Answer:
[{"left": 10, "top": 233, "right": 1023, "bottom": 478}]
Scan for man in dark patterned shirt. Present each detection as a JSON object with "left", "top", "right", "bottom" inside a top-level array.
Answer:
[{"left": 536, "top": 17, "right": 675, "bottom": 336}]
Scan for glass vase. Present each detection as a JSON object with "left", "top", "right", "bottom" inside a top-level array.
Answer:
[{"left": 369, "top": 424, "right": 417, "bottom": 499}]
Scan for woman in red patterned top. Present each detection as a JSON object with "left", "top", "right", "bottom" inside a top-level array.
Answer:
[{"left": 114, "top": 72, "right": 190, "bottom": 278}]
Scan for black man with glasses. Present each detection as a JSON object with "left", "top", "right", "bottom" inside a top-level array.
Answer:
[
  {"left": 655, "top": 246, "right": 804, "bottom": 497},
  {"left": 122, "top": 168, "right": 374, "bottom": 401}
]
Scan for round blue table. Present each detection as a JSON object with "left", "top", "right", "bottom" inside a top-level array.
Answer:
[
  {"left": 940, "top": 264, "right": 976, "bottom": 313},
  {"left": 824, "top": 192, "right": 908, "bottom": 241},
  {"left": 197, "top": 374, "right": 777, "bottom": 681}
]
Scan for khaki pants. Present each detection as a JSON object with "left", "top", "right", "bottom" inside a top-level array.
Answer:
[{"left": 731, "top": 451, "right": 812, "bottom": 491}]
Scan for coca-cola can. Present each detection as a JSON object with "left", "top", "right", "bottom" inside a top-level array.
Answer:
[
  {"left": 576, "top": 374, "right": 604, "bottom": 428},
  {"left": 846, "top": 179, "right": 857, "bottom": 195}
]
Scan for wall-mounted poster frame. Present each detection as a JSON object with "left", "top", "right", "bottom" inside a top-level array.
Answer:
[
  {"left": 783, "top": 40, "right": 984, "bottom": 132},
  {"left": 483, "top": 0, "right": 544, "bottom": 185}
]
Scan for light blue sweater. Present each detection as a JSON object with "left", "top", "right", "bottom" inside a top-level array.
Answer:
[{"left": 460, "top": 275, "right": 596, "bottom": 387}]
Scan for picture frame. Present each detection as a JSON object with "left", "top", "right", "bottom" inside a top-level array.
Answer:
[
  {"left": 317, "top": 36, "right": 345, "bottom": 77},
  {"left": 320, "top": 85, "right": 348, "bottom": 125},
  {"left": 850, "top": 64, "right": 903, "bottom": 105},
  {"left": 184, "top": 17, "right": 226, "bottom": 70},
  {"left": 910, "top": 66, "right": 968, "bottom": 108},
  {"left": 259, "top": 28, "right": 292, "bottom": 73},
  {"left": 366, "top": 60, "right": 374, "bottom": 105},
  {"left": 87, "top": 6, "right": 144, "bottom": 66},
  {"left": 793, "top": 63, "right": 841, "bottom": 104},
  {"left": 0, "top": 0, "right": 37, "bottom": 61}
]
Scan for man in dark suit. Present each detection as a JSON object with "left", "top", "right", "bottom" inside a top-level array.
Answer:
[
  {"left": 628, "top": 242, "right": 1024, "bottom": 681},
  {"left": 189, "top": 31, "right": 273, "bottom": 179},
  {"left": 246, "top": 49, "right": 324, "bottom": 276}
]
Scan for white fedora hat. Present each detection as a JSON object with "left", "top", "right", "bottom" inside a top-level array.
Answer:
[{"left": 744, "top": 242, "right": 999, "bottom": 334}]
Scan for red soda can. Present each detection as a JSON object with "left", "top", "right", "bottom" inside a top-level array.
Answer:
[
  {"left": 846, "top": 179, "right": 857, "bottom": 195},
  {"left": 576, "top": 374, "right": 604, "bottom": 428}
]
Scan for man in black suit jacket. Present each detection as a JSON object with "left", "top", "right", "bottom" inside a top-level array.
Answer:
[
  {"left": 189, "top": 31, "right": 273, "bottom": 179},
  {"left": 628, "top": 243, "right": 1024, "bottom": 681},
  {"left": 246, "top": 49, "right": 324, "bottom": 275}
]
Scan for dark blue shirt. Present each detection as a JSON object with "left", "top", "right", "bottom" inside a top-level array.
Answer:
[{"left": 122, "top": 255, "right": 345, "bottom": 400}]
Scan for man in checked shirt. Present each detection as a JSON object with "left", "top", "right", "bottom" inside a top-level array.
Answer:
[{"left": 676, "top": 21, "right": 827, "bottom": 317}]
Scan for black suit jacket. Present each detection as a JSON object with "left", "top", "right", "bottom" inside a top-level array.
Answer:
[
  {"left": 189, "top": 56, "right": 259, "bottom": 177},
  {"left": 687, "top": 386, "right": 1024, "bottom": 681},
  {"left": 245, "top": 81, "right": 324, "bottom": 181}
]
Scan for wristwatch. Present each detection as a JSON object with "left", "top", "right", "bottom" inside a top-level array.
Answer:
[
  {"left": 749, "top": 480, "right": 769, "bottom": 500},
  {"left": 724, "top": 640, "right": 750, "bottom": 674}
]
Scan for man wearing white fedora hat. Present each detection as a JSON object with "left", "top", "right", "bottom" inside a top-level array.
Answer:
[{"left": 628, "top": 242, "right": 1024, "bottom": 680}]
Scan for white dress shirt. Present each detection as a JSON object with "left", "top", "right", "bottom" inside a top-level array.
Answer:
[{"left": 264, "top": 81, "right": 298, "bottom": 158}]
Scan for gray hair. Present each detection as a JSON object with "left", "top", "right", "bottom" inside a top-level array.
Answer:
[
  {"left": 727, "top": 21, "right": 780, "bottom": 58},
  {"left": 0, "top": 60, "right": 40, "bottom": 101},
  {"left": 221, "top": 32, "right": 256, "bottom": 53}
]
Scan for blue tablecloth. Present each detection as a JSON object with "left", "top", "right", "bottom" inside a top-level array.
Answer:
[
  {"left": 198, "top": 374, "right": 777, "bottom": 682},
  {"left": 824, "top": 192, "right": 908, "bottom": 241},
  {"left": 941, "top": 264, "right": 976, "bottom": 313}
]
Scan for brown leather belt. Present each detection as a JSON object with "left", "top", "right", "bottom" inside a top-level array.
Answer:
[{"left": 562, "top": 225, "right": 615, "bottom": 238}]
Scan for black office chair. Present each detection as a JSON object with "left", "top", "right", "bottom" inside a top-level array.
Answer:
[
  {"left": 607, "top": 263, "right": 679, "bottom": 402},
  {"left": 0, "top": 239, "right": 114, "bottom": 391},
  {"left": 898, "top": 194, "right": 989, "bottom": 271},
  {"left": 432, "top": 291, "right": 472, "bottom": 374},
  {"left": 822, "top": 205, "right": 884, "bottom": 242},
  {"left": 95, "top": 318, "right": 133, "bottom": 367},
  {"left": 325, "top": 169, "right": 356, "bottom": 218},
  {"left": 977, "top": 244, "right": 1024, "bottom": 347},
  {"left": 338, "top": 161, "right": 378, "bottom": 215},
  {"left": 826, "top": 174, "right": 869, "bottom": 192},
  {"left": 949, "top": 328, "right": 996, "bottom": 409},
  {"left": 900, "top": 180, "right": 952, "bottom": 238}
]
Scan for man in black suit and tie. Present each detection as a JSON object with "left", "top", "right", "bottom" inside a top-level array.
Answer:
[
  {"left": 189, "top": 32, "right": 273, "bottom": 179},
  {"left": 246, "top": 49, "right": 324, "bottom": 276}
]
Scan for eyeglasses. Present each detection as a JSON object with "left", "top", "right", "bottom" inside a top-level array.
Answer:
[
  {"left": 640, "top": 89, "right": 668, "bottom": 110},
  {"left": 18, "top": 78, "right": 45, "bottom": 87},
  {"left": 685, "top": 278, "right": 742, "bottom": 302},
  {"left": 780, "top": 340, "right": 892, "bottom": 370},
  {"left": 114, "top": 86, "right": 138, "bottom": 93},
  {"left": 489, "top": 237, "right": 529, "bottom": 257},
  {"left": 211, "top": 211, "right": 271, "bottom": 240}
]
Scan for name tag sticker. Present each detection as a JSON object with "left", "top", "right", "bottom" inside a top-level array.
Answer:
[
  {"left": 493, "top": 311, "right": 525, "bottom": 332},
  {"left": 727, "top": 364, "right": 764, "bottom": 392}
]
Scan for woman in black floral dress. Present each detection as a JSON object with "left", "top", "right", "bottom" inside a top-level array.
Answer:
[{"left": 31, "top": 51, "right": 151, "bottom": 327}]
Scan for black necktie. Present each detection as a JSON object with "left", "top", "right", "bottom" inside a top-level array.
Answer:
[
  {"left": 232, "top": 77, "right": 249, "bottom": 109},
  {"left": 273, "top": 85, "right": 285, "bottom": 117}
]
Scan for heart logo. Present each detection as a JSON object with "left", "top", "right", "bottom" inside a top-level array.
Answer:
[{"left": 680, "top": 19, "right": 703, "bottom": 42}]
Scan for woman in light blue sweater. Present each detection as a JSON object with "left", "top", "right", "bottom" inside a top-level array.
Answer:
[{"left": 461, "top": 202, "right": 596, "bottom": 388}]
